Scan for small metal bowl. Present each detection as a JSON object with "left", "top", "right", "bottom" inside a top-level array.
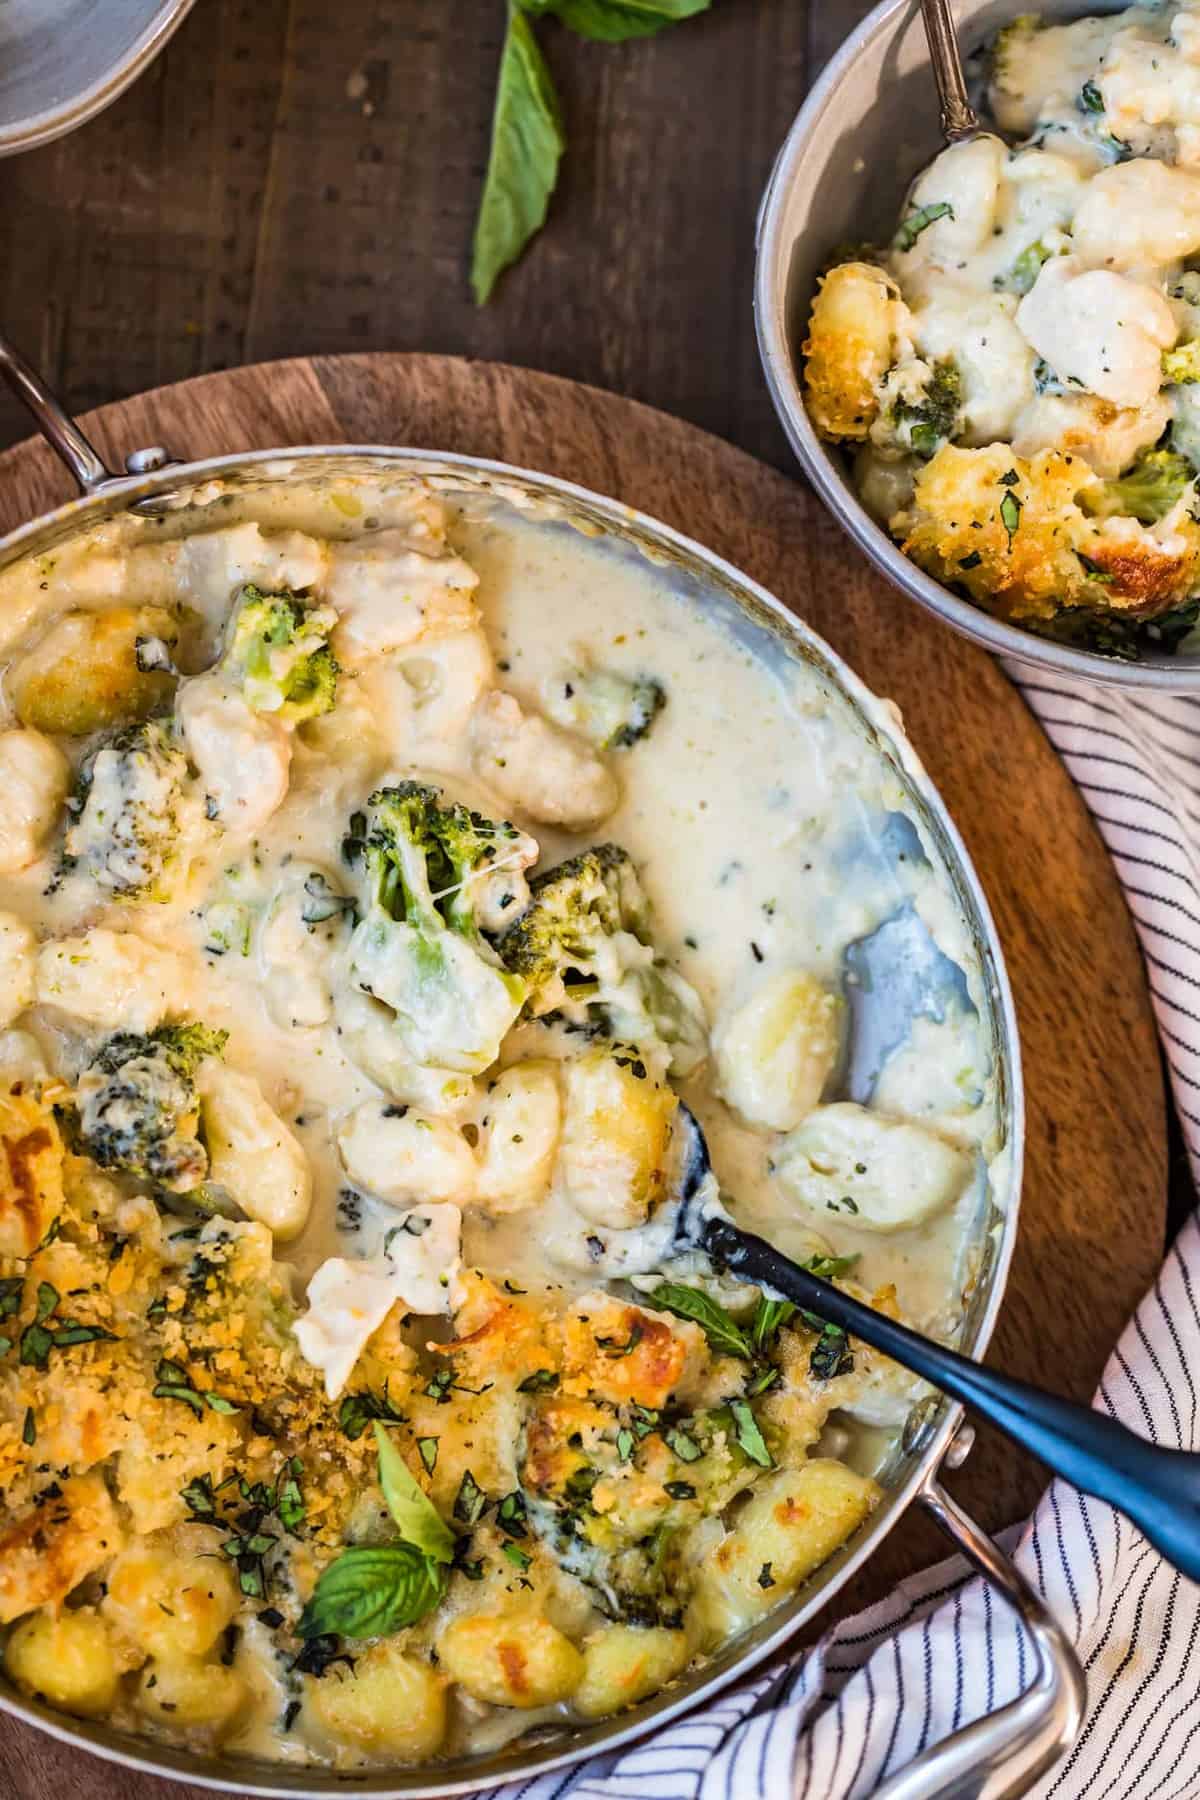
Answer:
[
  {"left": 753, "top": 0, "right": 1200, "bottom": 690},
  {"left": 0, "top": 0, "right": 193, "bottom": 157}
]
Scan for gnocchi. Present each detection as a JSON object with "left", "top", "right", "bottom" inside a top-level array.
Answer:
[
  {"left": 688, "top": 1461, "right": 880, "bottom": 1647},
  {"left": 558, "top": 1046, "right": 677, "bottom": 1228},
  {"left": 438, "top": 1611, "right": 584, "bottom": 1708},
  {"left": 0, "top": 729, "right": 69, "bottom": 872},
  {"left": 573, "top": 1625, "right": 690, "bottom": 1720},
  {"left": 337, "top": 1098, "right": 477, "bottom": 1207},
  {"left": 774, "top": 1102, "right": 972, "bottom": 1232},
  {"left": 135, "top": 1656, "right": 248, "bottom": 1734},
  {"left": 5, "top": 1608, "right": 119, "bottom": 1718},
  {"left": 473, "top": 1061, "right": 562, "bottom": 1212},
  {"left": 327, "top": 530, "right": 479, "bottom": 661},
  {"left": 7, "top": 604, "right": 180, "bottom": 736},
  {"left": 0, "top": 1086, "right": 64, "bottom": 1257},
  {"left": 805, "top": 2, "right": 1200, "bottom": 647},
  {"left": 0, "top": 912, "right": 35, "bottom": 1029},
  {"left": 35, "top": 928, "right": 194, "bottom": 1033},
  {"left": 713, "top": 969, "right": 841, "bottom": 1132},
  {"left": 362, "top": 626, "right": 495, "bottom": 750},
  {"left": 103, "top": 1546, "right": 240, "bottom": 1659},
  {"left": 199, "top": 1064, "right": 312, "bottom": 1239},
  {"left": 177, "top": 674, "right": 292, "bottom": 836},
  {"left": 305, "top": 1643, "right": 447, "bottom": 1758},
  {"left": 471, "top": 689, "right": 619, "bottom": 829}
]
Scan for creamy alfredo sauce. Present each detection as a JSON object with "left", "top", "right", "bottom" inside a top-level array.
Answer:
[{"left": 0, "top": 465, "right": 1003, "bottom": 1768}]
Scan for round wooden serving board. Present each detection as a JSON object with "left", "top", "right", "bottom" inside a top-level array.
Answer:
[{"left": 0, "top": 354, "right": 1167, "bottom": 1795}]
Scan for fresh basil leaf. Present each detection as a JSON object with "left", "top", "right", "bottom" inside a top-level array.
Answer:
[
  {"left": 665, "top": 1426, "right": 703, "bottom": 1462},
  {"left": 471, "top": 7, "right": 566, "bottom": 304},
  {"left": 525, "top": 0, "right": 709, "bottom": 43},
  {"left": 750, "top": 1296, "right": 796, "bottom": 1349},
  {"left": 729, "top": 1397, "right": 774, "bottom": 1468},
  {"left": 745, "top": 1363, "right": 779, "bottom": 1396},
  {"left": 810, "top": 1322, "right": 855, "bottom": 1381},
  {"left": 181, "top": 1475, "right": 217, "bottom": 1518},
  {"left": 154, "top": 1382, "right": 204, "bottom": 1416},
  {"left": 650, "top": 1282, "right": 752, "bottom": 1359},
  {"left": 298, "top": 1544, "right": 446, "bottom": 1640},
  {"left": 517, "top": 1368, "right": 559, "bottom": 1393},
  {"left": 893, "top": 200, "right": 953, "bottom": 253},
  {"left": 497, "top": 1489, "right": 529, "bottom": 1539},
  {"left": 374, "top": 1423, "right": 455, "bottom": 1564},
  {"left": 277, "top": 1465, "right": 305, "bottom": 1532},
  {"left": 453, "top": 1469, "right": 487, "bottom": 1526},
  {"left": 802, "top": 1252, "right": 860, "bottom": 1282},
  {"left": 50, "top": 1321, "right": 116, "bottom": 1349},
  {"left": 338, "top": 1388, "right": 406, "bottom": 1440},
  {"left": 18, "top": 1323, "right": 53, "bottom": 1370}
]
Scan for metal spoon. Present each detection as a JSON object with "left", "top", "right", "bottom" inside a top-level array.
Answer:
[
  {"left": 919, "top": 0, "right": 982, "bottom": 142},
  {"left": 670, "top": 1112, "right": 1200, "bottom": 1586}
]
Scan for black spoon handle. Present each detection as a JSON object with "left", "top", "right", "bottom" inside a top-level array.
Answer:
[{"left": 703, "top": 1216, "right": 1200, "bottom": 1585}]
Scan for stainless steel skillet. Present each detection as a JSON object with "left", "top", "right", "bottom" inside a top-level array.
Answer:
[{"left": 0, "top": 335, "right": 1073, "bottom": 1800}]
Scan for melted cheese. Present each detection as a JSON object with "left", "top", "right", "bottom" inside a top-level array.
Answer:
[{"left": 295, "top": 1204, "right": 464, "bottom": 1398}]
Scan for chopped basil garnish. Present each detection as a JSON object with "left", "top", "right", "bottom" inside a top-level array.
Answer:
[{"left": 894, "top": 200, "right": 953, "bottom": 253}]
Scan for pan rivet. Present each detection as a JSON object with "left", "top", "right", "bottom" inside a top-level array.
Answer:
[
  {"left": 125, "top": 446, "right": 173, "bottom": 475},
  {"left": 944, "top": 1423, "right": 976, "bottom": 1470}
]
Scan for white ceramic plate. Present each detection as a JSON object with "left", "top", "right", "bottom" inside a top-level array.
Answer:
[{"left": 0, "top": 0, "right": 194, "bottom": 157}]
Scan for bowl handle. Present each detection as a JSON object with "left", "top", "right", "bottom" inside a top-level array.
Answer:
[
  {"left": 0, "top": 331, "right": 175, "bottom": 493},
  {"left": 872, "top": 1451, "right": 1086, "bottom": 1800}
]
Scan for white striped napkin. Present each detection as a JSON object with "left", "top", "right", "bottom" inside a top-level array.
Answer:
[{"left": 484, "top": 668, "right": 1199, "bottom": 1800}]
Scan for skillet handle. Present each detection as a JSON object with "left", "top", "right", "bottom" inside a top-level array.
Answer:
[
  {"left": 706, "top": 1218, "right": 1200, "bottom": 1584},
  {"left": 873, "top": 1460, "right": 1086, "bottom": 1800},
  {"left": 0, "top": 330, "right": 174, "bottom": 495}
]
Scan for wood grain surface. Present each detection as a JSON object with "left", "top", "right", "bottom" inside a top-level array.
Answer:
[
  {"left": 0, "top": 352, "right": 1167, "bottom": 1795},
  {"left": 0, "top": 0, "right": 870, "bottom": 465}
]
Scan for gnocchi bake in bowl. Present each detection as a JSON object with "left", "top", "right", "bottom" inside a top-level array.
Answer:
[
  {"left": 756, "top": 0, "right": 1200, "bottom": 685},
  {"left": 0, "top": 436, "right": 1023, "bottom": 1794}
]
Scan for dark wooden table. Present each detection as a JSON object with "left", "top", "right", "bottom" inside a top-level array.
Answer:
[
  {"left": 0, "top": 0, "right": 1191, "bottom": 1229},
  {"left": 0, "top": 0, "right": 876, "bottom": 464}
]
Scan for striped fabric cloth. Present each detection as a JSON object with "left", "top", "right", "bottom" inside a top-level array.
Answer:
[{"left": 485, "top": 672, "right": 1200, "bottom": 1800}]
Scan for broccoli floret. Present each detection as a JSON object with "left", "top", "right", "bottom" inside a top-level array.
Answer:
[
  {"left": 64, "top": 719, "right": 188, "bottom": 900},
  {"left": 345, "top": 782, "right": 533, "bottom": 1075},
  {"left": 1100, "top": 448, "right": 1196, "bottom": 524},
  {"left": 498, "top": 844, "right": 708, "bottom": 1076},
  {"left": 890, "top": 359, "right": 962, "bottom": 458},
  {"left": 74, "top": 1022, "right": 227, "bottom": 1192},
  {"left": 145, "top": 1022, "right": 230, "bottom": 1080},
  {"left": 220, "top": 585, "right": 338, "bottom": 722},
  {"left": 1164, "top": 340, "right": 1200, "bottom": 386},
  {"left": 544, "top": 668, "right": 666, "bottom": 750}
]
